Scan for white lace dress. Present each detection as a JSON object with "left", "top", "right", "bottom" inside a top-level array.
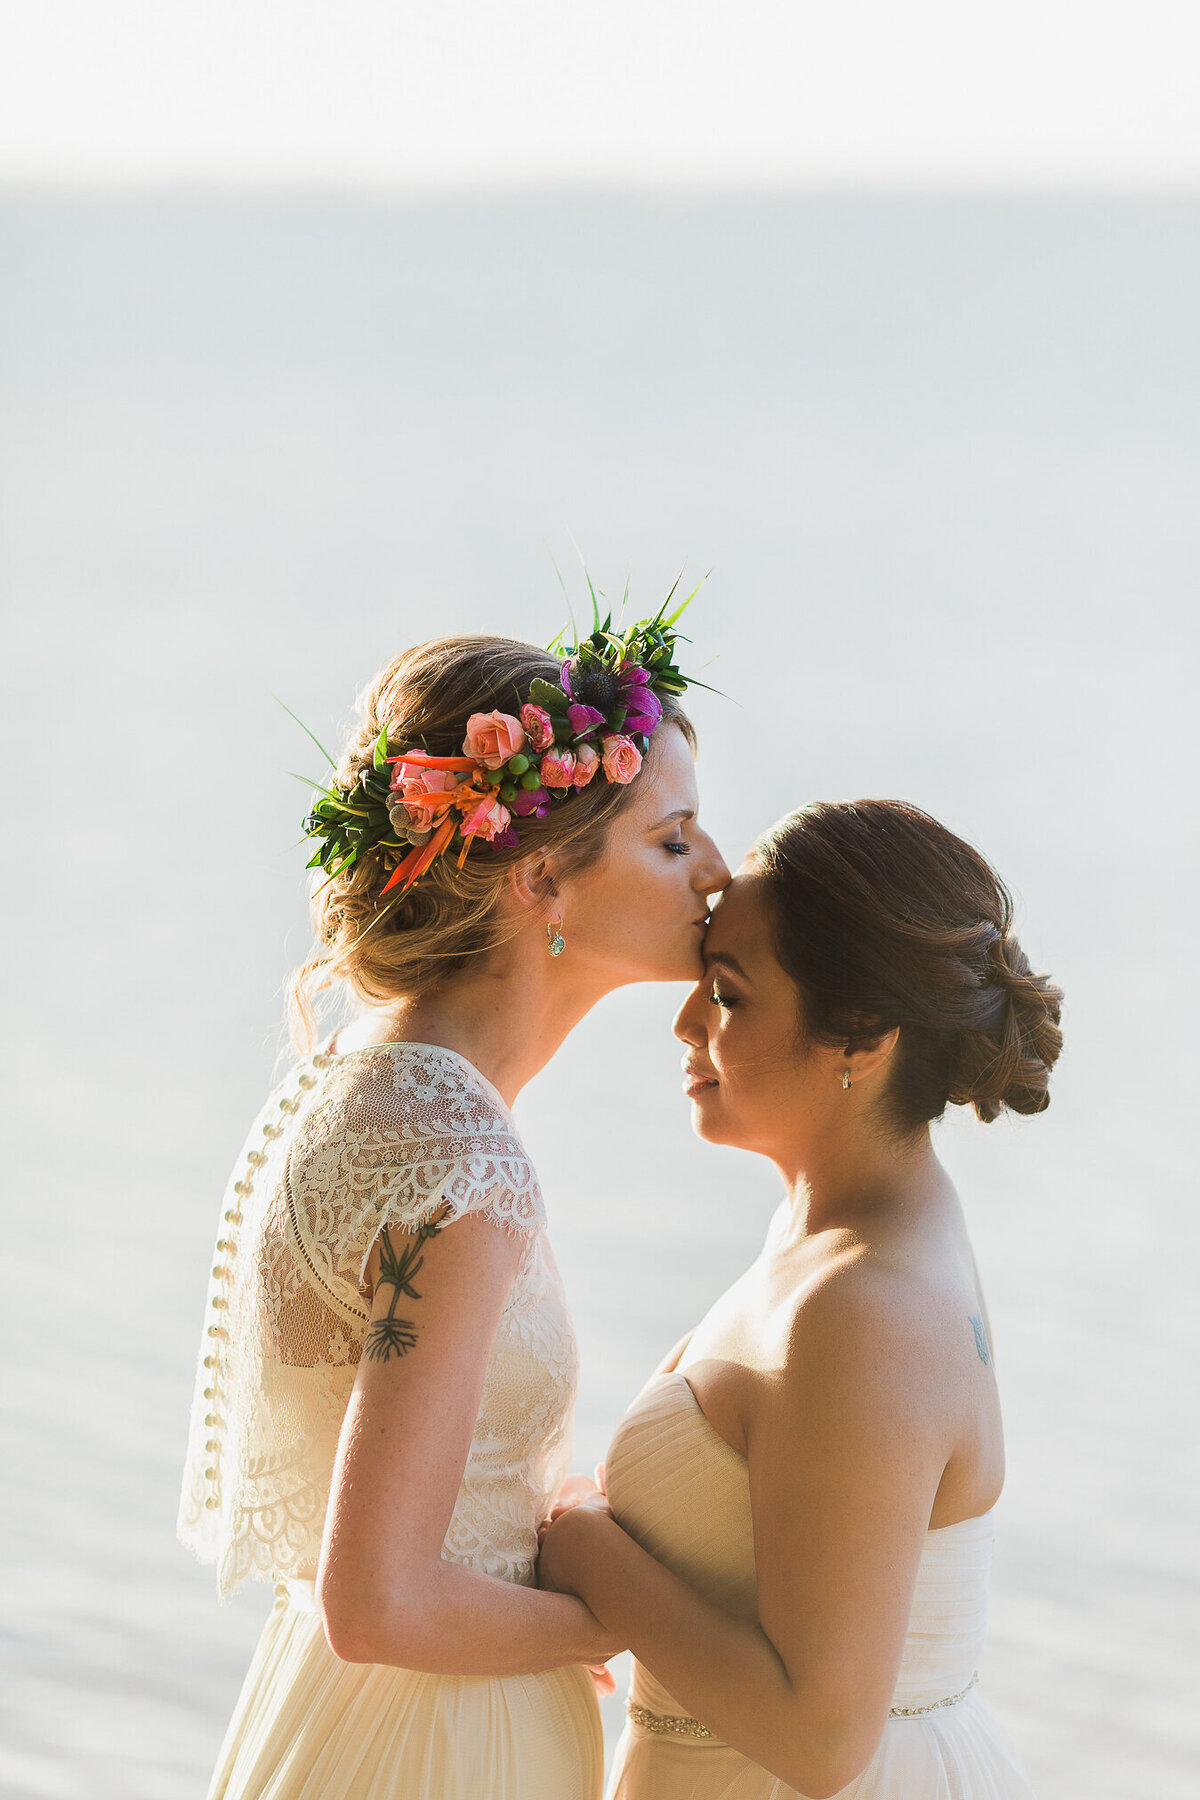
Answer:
[{"left": 179, "top": 1041, "right": 602, "bottom": 1800}]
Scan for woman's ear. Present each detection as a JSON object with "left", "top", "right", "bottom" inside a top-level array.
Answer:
[
  {"left": 846, "top": 1024, "right": 901, "bottom": 1084},
  {"left": 506, "top": 855, "right": 558, "bottom": 916}
]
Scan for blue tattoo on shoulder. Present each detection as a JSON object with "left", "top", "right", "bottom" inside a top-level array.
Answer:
[{"left": 969, "top": 1314, "right": 991, "bottom": 1366}]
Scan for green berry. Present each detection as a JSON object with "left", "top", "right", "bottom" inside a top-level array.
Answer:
[
  {"left": 507, "top": 752, "right": 530, "bottom": 776},
  {"left": 499, "top": 781, "right": 517, "bottom": 803},
  {"left": 520, "top": 769, "right": 542, "bottom": 790},
  {"left": 486, "top": 766, "right": 505, "bottom": 786}
]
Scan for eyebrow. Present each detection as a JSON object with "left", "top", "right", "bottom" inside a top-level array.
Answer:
[
  {"left": 649, "top": 808, "right": 695, "bottom": 830},
  {"left": 703, "top": 948, "right": 750, "bottom": 980}
]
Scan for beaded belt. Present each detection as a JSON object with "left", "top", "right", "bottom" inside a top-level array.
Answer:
[{"left": 627, "top": 1671, "right": 979, "bottom": 1740}]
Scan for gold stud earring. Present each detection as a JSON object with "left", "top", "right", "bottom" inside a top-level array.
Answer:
[
  {"left": 547, "top": 919, "right": 566, "bottom": 958},
  {"left": 842, "top": 1069, "right": 852, "bottom": 1090}
]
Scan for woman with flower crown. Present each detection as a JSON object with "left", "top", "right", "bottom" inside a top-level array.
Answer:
[
  {"left": 177, "top": 606, "right": 730, "bottom": 1800},
  {"left": 537, "top": 799, "right": 1061, "bottom": 1800}
]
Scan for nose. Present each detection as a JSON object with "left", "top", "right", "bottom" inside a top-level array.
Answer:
[
  {"left": 672, "top": 981, "right": 708, "bottom": 1047},
  {"left": 692, "top": 828, "right": 732, "bottom": 899}
]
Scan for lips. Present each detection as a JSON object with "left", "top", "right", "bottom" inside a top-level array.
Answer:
[{"left": 682, "top": 1064, "right": 719, "bottom": 1098}]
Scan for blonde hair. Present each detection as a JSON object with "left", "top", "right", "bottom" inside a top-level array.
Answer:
[{"left": 289, "top": 634, "right": 695, "bottom": 1050}]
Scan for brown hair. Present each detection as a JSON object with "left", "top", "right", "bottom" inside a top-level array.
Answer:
[
  {"left": 752, "top": 800, "right": 1063, "bottom": 1128},
  {"left": 289, "top": 634, "right": 694, "bottom": 1048}
]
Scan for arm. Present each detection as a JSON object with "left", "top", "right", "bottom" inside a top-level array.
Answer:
[
  {"left": 318, "top": 1211, "right": 621, "bottom": 1676},
  {"left": 539, "top": 1266, "right": 948, "bottom": 1797}
]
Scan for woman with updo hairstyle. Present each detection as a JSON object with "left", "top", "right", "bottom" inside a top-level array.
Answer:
[
  {"left": 539, "top": 800, "right": 1062, "bottom": 1800},
  {"left": 178, "top": 626, "right": 730, "bottom": 1800}
]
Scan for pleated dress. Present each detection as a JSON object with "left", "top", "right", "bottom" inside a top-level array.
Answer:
[
  {"left": 178, "top": 1040, "right": 602, "bottom": 1800},
  {"left": 604, "top": 1369, "right": 1036, "bottom": 1800}
]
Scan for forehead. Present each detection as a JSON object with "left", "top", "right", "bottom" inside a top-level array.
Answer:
[
  {"left": 629, "top": 724, "right": 698, "bottom": 821},
  {"left": 703, "top": 870, "right": 771, "bottom": 963}
]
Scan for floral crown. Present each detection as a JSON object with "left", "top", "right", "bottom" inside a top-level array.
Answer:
[{"left": 301, "top": 588, "right": 697, "bottom": 900}]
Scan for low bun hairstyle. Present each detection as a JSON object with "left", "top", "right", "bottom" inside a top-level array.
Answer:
[
  {"left": 289, "top": 634, "right": 694, "bottom": 1048},
  {"left": 752, "top": 800, "right": 1063, "bottom": 1128}
]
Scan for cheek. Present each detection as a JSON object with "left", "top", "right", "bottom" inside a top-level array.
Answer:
[
  {"left": 598, "top": 852, "right": 693, "bottom": 936},
  {"left": 711, "top": 1017, "right": 800, "bottom": 1098}
]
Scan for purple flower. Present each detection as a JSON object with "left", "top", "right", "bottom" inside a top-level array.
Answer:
[
  {"left": 560, "top": 659, "right": 574, "bottom": 697},
  {"left": 623, "top": 688, "right": 663, "bottom": 736},
  {"left": 567, "top": 702, "right": 606, "bottom": 736},
  {"left": 510, "top": 786, "right": 552, "bottom": 818},
  {"left": 621, "top": 665, "right": 652, "bottom": 689},
  {"left": 491, "top": 824, "right": 521, "bottom": 849}
]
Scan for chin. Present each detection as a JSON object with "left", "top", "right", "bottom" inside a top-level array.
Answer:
[
  {"left": 689, "top": 1095, "right": 735, "bottom": 1146},
  {"left": 670, "top": 938, "right": 706, "bottom": 983}
]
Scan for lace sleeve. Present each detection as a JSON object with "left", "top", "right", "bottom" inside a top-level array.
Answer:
[
  {"left": 178, "top": 1044, "right": 549, "bottom": 1599},
  {"left": 288, "top": 1050, "right": 546, "bottom": 1307}
]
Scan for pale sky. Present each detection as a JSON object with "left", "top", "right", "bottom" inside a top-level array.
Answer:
[{"left": 2, "top": 0, "right": 1198, "bottom": 189}]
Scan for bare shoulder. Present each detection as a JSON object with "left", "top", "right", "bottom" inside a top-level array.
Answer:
[{"left": 780, "top": 1235, "right": 948, "bottom": 1402}]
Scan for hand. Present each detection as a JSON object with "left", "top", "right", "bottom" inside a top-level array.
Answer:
[
  {"left": 537, "top": 1464, "right": 607, "bottom": 1547},
  {"left": 537, "top": 1471, "right": 620, "bottom": 1693},
  {"left": 536, "top": 1488, "right": 614, "bottom": 1595},
  {"left": 585, "top": 1658, "right": 618, "bottom": 1698}
]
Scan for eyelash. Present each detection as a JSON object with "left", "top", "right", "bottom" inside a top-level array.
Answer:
[
  {"left": 709, "top": 988, "right": 737, "bottom": 1009},
  {"left": 665, "top": 840, "right": 691, "bottom": 856}
]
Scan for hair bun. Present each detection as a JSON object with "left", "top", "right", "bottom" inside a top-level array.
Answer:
[{"left": 947, "top": 933, "right": 1064, "bottom": 1122}]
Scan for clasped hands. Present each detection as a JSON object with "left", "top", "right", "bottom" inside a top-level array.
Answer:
[{"left": 537, "top": 1465, "right": 619, "bottom": 1696}]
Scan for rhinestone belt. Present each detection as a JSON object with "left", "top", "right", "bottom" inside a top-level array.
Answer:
[
  {"left": 627, "top": 1670, "right": 979, "bottom": 1740},
  {"left": 626, "top": 1704, "right": 715, "bottom": 1739},
  {"left": 888, "top": 1670, "right": 979, "bottom": 1717}
]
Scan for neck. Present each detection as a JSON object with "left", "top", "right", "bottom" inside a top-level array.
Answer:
[
  {"left": 772, "top": 1120, "right": 941, "bottom": 1242},
  {"left": 341, "top": 926, "right": 618, "bottom": 1109}
]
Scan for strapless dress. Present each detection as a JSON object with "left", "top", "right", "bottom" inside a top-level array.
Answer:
[{"left": 604, "top": 1369, "right": 1035, "bottom": 1799}]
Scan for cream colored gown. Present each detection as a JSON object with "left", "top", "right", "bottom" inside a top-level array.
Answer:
[
  {"left": 604, "top": 1370, "right": 1036, "bottom": 1800},
  {"left": 178, "top": 1041, "right": 602, "bottom": 1800}
]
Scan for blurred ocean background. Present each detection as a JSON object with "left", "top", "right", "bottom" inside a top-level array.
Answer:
[{"left": 1, "top": 191, "right": 1197, "bottom": 1799}]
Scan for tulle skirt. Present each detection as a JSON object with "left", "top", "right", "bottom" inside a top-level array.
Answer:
[
  {"left": 208, "top": 1589, "right": 604, "bottom": 1800},
  {"left": 606, "top": 1688, "right": 1035, "bottom": 1800}
]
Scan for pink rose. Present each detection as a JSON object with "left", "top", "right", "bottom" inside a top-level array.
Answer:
[
  {"left": 520, "top": 703, "right": 555, "bottom": 752},
  {"left": 460, "top": 795, "right": 512, "bottom": 842},
  {"left": 540, "top": 747, "right": 576, "bottom": 789},
  {"left": 463, "top": 710, "right": 525, "bottom": 769},
  {"left": 392, "top": 763, "right": 458, "bottom": 814},
  {"left": 572, "top": 742, "right": 601, "bottom": 788},
  {"left": 601, "top": 734, "right": 642, "bottom": 785}
]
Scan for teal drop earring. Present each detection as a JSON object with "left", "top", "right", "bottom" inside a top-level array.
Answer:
[{"left": 547, "top": 919, "right": 566, "bottom": 958}]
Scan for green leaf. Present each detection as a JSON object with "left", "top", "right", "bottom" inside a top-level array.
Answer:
[
  {"left": 288, "top": 770, "right": 340, "bottom": 799},
  {"left": 587, "top": 579, "right": 601, "bottom": 635},
  {"left": 529, "top": 678, "right": 569, "bottom": 714},
  {"left": 663, "top": 575, "right": 707, "bottom": 630},
  {"left": 372, "top": 726, "right": 389, "bottom": 772},
  {"left": 545, "top": 547, "right": 578, "bottom": 647},
  {"left": 271, "top": 693, "right": 338, "bottom": 767}
]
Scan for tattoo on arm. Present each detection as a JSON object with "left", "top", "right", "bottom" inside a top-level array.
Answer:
[
  {"left": 364, "top": 1216, "right": 446, "bottom": 1363},
  {"left": 969, "top": 1313, "right": 991, "bottom": 1366}
]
